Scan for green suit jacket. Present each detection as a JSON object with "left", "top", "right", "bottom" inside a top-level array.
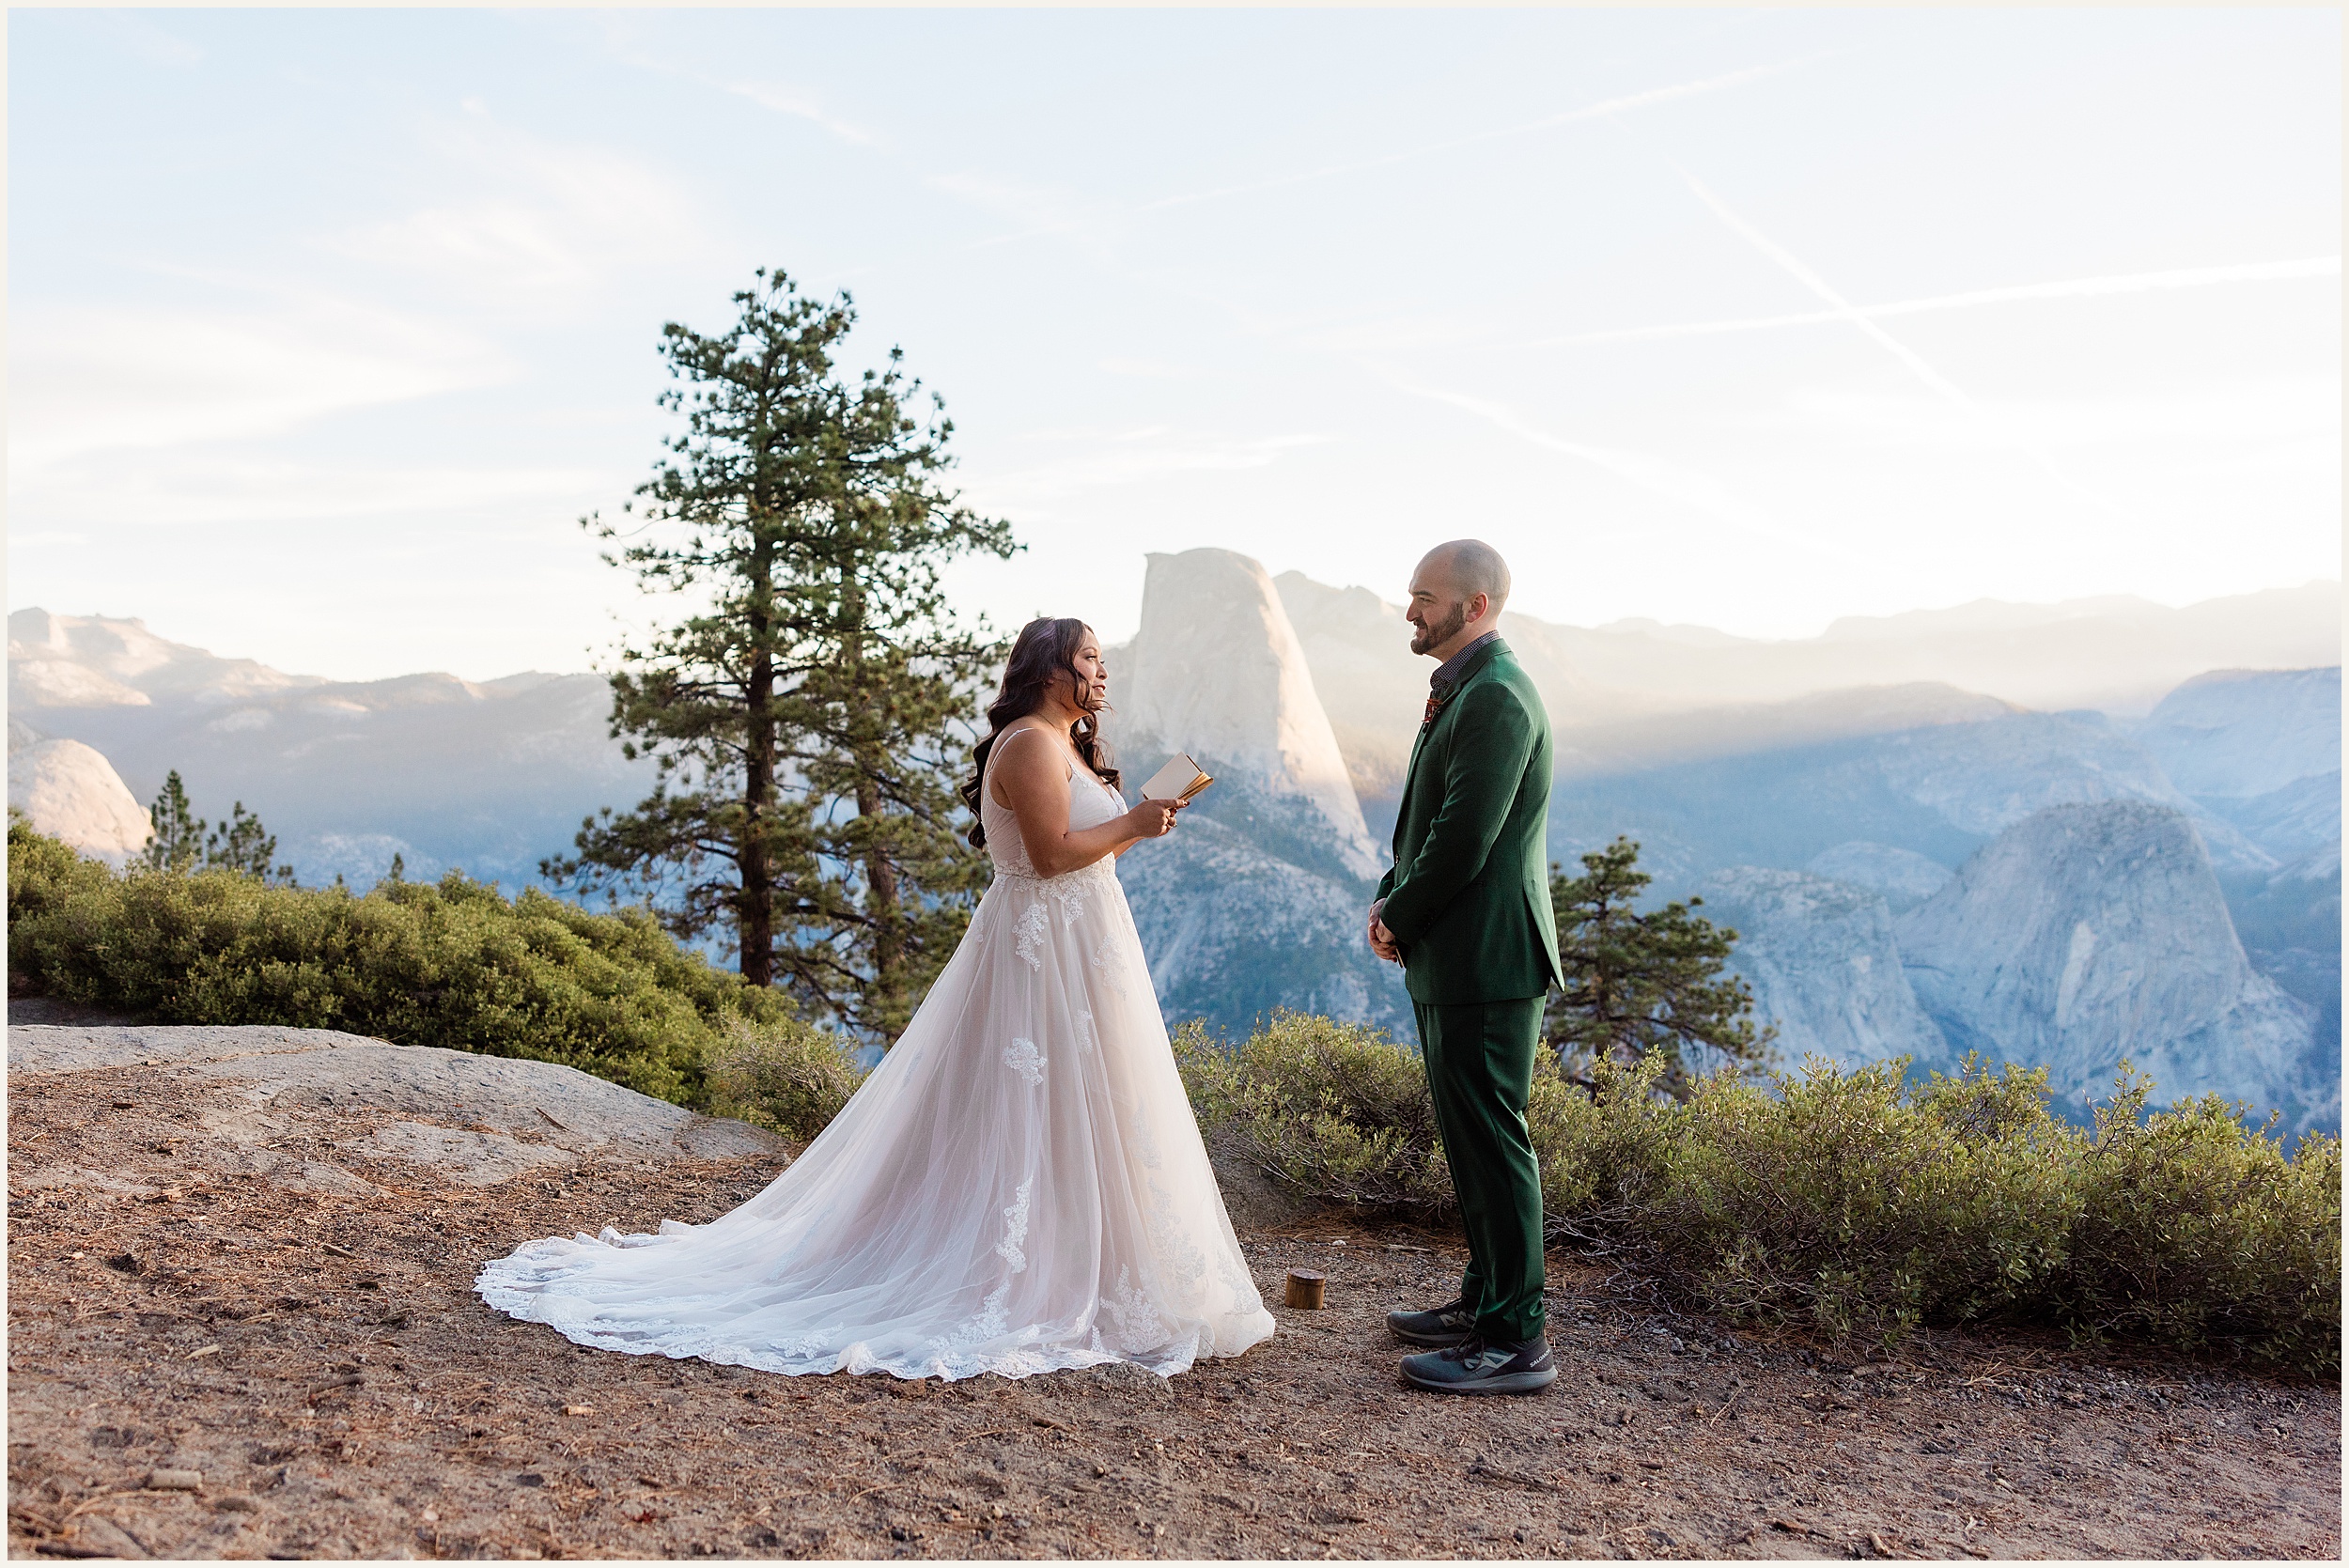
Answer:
[{"left": 1375, "top": 638, "right": 1565, "bottom": 1005}]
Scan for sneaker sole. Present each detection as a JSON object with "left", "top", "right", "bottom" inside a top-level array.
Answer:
[
  {"left": 1400, "top": 1363, "right": 1559, "bottom": 1395},
  {"left": 1387, "top": 1324, "right": 1476, "bottom": 1348}
]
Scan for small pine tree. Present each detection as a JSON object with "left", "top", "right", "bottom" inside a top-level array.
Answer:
[
  {"left": 1546, "top": 836, "right": 1775, "bottom": 1098},
  {"left": 136, "top": 773, "right": 293, "bottom": 884},
  {"left": 205, "top": 802, "right": 292, "bottom": 883},
  {"left": 137, "top": 770, "right": 205, "bottom": 875},
  {"left": 387, "top": 852, "right": 406, "bottom": 882}
]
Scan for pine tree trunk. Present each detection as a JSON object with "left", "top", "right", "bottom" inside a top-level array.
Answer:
[
  {"left": 859, "top": 773, "right": 903, "bottom": 1027},
  {"left": 739, "top": 557, "right": 778, "bottom": 989}
]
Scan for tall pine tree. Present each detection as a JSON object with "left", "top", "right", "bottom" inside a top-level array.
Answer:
[
  {"left": 1546, "top": 836, "right": 1774, "bottom": 1097},
  {"left": 545, "top": 268, "right": 1018, "bottom": 1044}
]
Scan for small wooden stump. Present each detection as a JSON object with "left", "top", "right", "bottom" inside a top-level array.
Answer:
[{"left": 1284, "top": 1269, "right": 1326, "bottom": 1310}]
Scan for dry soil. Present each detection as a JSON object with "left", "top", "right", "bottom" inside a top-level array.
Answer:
[{"left": 7, "top": 1042, "right": 2341, "bottom": 1560}]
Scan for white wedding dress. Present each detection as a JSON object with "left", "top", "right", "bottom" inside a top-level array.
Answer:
[{"left": 474, "top": 737, "right": 1275, "bottom": 1381}]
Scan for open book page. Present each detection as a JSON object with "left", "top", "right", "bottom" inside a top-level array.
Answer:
[{"left": 1139, "top": 753, "right": 1215, "bottom": 803}]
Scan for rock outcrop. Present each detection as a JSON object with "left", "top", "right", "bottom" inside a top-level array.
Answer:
[
  {"left": 6, "top": 725, "right": 151, "bottom": 867},
  {"left": 1803, "top": 842, "right": 1952, "bottom": 913},
  {"left": 1116, "top": 550, "right": 1378, "bottom": 883},
  {"left": 1895, "top": 801, "right": 2327, "bottom": 1129},
  {"left": 1695, "top": 868, "right": 1948, "bottom": 1075},
  {"left": 6, "top": 1025, "right": 779, "bottom": 1194},
  {"left": 1109, "top": 550, "right": 1407, "bottom": 1036}
]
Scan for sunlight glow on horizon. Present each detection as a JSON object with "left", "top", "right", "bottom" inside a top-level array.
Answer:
[{"left": 6, "top": 8, "right": 2339, "bottom": 682}]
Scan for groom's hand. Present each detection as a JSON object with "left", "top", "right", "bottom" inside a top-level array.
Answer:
[{"left": 1366, "top": 900, "right": 1401, "bottom": 964}]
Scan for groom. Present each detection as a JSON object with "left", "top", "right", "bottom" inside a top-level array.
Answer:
[{"left": 1368, "top": 539, "right": 1563, "bottom": 1394}]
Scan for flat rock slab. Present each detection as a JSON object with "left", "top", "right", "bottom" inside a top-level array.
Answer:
[{"left": 8, "top": 1025, "right": 782, "bottom": 1191}]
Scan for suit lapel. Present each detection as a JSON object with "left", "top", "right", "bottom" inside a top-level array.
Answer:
[{"left": 1393, "top": 638, "right": 1510, "bottom": 858}]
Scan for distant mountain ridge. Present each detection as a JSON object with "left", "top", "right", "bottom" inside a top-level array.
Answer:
[
  {"left": 8, "top": 576, "right": 2338, "bottom": 1129},
  {"left": 7, "top": 607, "right": 650, "bottom": 889}
]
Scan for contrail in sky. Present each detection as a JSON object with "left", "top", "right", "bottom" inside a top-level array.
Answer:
[
  {"left": 1660, "top": 158, "right": 2143, "bottom": 529},
  {"left": 950, "top": 54, "right": 1828, "bottom": 257},
  {"left": 1130, "top": 55, "right": 1825, "bottom": 219},
  {"left": 1372, "top": 365, "right": 1841, "bottom": 558},
  {"left": 1532, "top": 256, "right": 2342, "bottom": 347}
]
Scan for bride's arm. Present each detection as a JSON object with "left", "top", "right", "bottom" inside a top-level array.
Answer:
[{"left": 993, "top": 728, "right": 1180, "bottom": 877}]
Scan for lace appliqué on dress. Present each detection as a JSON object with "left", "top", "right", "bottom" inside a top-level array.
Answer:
[
  {"left": 1014, "top": 903, "right": 1050, "bottom": 970},
  {"left": 1102, "top": 1264, "right": 1168, "bottom": 1353},
  {"left": 1003, "top": 1037, "right": 1047, "bottom": 1087},
  {"left": 1088, "top": 931, "right": 1128, "bottom": 995}
]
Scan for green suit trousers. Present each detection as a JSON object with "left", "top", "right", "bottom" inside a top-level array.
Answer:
[{"left": 1415, "top": 995, "right": 1548, "bottom": 1343}]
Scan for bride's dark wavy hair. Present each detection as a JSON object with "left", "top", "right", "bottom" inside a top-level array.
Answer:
[{"left": 959, "top": 616, "right": 1119, "bottom": 849}]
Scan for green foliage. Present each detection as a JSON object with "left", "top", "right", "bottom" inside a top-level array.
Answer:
[
  {"left": 205, "top": 800, "right": 289, "bottom": 882},
  {"left": 1632, "top": 1056, "right": 2082, "bottom": 1350},
  {"left": 545, "top": 267, "right": 1019, "bottom": 1045},
  {"left": 2058, "top": 1068, "right": 2341, "bottom": 1369},
  {"left": 10, "top": 819, "right": 799, "bottom": 1106},
  {"left": 138, "top": 770, "right": 204, "bottom": 875},
  {"left": 135, "top": 770, "right": 294, "bottom": 884},
  {"left": 700, "top": 1017, "right": 868, "bottom": 1144},
  {"left": 1180, "top": 1008, "right": 2341, "bottom": 1373},
  {"left": 1174, "top": 1011, "right": 1454, "bottom": 1215},
  {"left": 1547, "top": 837, "right": 1773, "bottom": 1095}
]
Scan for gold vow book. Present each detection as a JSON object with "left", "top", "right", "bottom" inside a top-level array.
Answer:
[{"left": 1139, "top": 753, "right": 1216, "bottom": 804}]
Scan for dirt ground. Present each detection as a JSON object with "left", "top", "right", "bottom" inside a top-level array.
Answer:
[{"left": 7, "top": 1055, "right": 2341, "bottom": 1560}]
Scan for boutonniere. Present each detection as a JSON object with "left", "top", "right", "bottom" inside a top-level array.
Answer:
[{"left": 1422, "top": 692, "right": 1448, "bottom": 730}]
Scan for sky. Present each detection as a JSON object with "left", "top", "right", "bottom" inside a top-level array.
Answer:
[{"left": 8, "top": 6, "right": 2341, "bottom": 683}]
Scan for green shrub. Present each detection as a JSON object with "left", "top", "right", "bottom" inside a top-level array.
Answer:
[
  {"left": 700, "top": 1017, "right": 867, "bottom": 1143},
  {"left": 1629, "top": 1056, "right": 2083, "bottom": 1349},
  {"left": 1174, "top": 1010, "right": 1454, "bottom": 1216},
  {"left": 2059, "top": 1068, "right": 2341, "bottom": 1370},
  {"left": 8, "top": 819, "right": 801, "bottom": 1105},
  {"left": 1179, "top": 1007, "right": 2341, "bottom": 1373}
]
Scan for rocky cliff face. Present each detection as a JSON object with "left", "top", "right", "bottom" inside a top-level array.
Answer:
[
  {"left": 1896, "top": 800, "right": 2329, "bottom": 1131},
  {"left": 1109, "top": 550, "right": 1406, "bottom": 1037},
  {"left": 1118, "top": 551, "right": 1379, "bottom": 884},
  {"left": 2132, "top": 666, "right": 2341, "bottom": 800},
  {"left": 1695, "top": 867, "right": 1948, "bottom": 1075},
  {"left": 1801, "top": 842, "right": 1952, "bottom": 914},
  {"left": 6, "top": 724, "right": 151, "bottom": 867}
]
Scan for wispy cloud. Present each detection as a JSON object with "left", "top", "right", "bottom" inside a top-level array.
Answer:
[
  {"left": 1132, "top": 56, "right": 1823, "bottom": 220},
  {"left": 314, "top": 103, "right": 708, "bottom": 308},
  {"left": 1371, "top": 368, "right": 1830, "bottom": 555},
  {"left": 1534, "top": 256, "right": 2343, "bottom": 347},
  {"left": 1659, "top": 157, "right": 2141, "bottom": 527},
  {"left": 725, "top": 83, "right": 876, "bottom": 146},
  {"left": 13, "top": 449, "right": 622, "bottom": 534},
  {"left": 945, "top": 54, "right": 1826, "bottom": 259},
  {"left": 8, "top": 295, "right": 512, "bottom": 477},
  {"left": 964, "top": 428, "right": 1333, "bottom": 509}
]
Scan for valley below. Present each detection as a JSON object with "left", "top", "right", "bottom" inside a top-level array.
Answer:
[{"left": 8, "top": 1021, "right": 2340, "bottom": 1562}]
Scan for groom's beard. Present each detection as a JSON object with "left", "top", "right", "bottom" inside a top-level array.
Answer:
[{"left": 1410, "top": 600, "right": 1469, "bottom": 657}]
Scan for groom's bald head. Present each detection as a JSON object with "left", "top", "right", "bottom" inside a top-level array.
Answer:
[
  {"left": 1417, "top": 539, "right": 1511, "bottom": 613},
  {"left": 1407, "top": 539, "right": 1512, "bottom": 659}
]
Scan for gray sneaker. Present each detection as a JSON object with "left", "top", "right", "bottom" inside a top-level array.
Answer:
[
  {"left": 1386, "top": 1296, "right": 1478, "bottom": 1348},
  {"left": 1400, "top": 1334, "right": 1557, "bottom": 1395}
]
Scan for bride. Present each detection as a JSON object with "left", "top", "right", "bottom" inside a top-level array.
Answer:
[{"left": 475, "top": 616, "right": 1275, "bottom": 1381}]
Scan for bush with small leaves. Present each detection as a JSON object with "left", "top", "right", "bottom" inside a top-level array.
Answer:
[
  {"left": 2058, "top": 1067, "right": 2341, "bottom": 1372},
  {"left": 699, "top": 1017, "right": 867, "bottom": 1144},
  {"left": 1174, "top": 1010, "right": 1454, "bottom": 1217},
  {"left": 8, "top": 818, "right": 801, "bottom": 1106}
]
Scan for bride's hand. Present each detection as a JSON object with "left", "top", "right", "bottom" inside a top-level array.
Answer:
[{"left": 1127, "top": 799, "right": 1183, "bottom": 839}]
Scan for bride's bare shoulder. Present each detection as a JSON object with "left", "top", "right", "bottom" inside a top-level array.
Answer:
[{"left": 988, "top": 722, "right": 1071, "bottom": 805}]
